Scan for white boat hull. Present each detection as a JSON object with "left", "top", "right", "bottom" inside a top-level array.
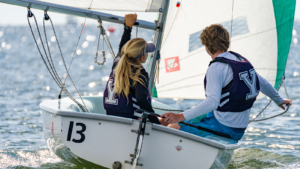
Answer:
[{"left": 41, "top": 96, "right": 238, "bottom": 169}]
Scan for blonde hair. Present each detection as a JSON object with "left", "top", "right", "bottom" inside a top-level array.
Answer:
[
  {"left": 200, "top": 24, "right": 230, "bottom": 54},
  {"left": 114, "top": 38, "right": 148, "bottom": 101}
]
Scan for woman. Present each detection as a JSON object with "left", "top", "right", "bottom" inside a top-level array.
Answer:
[{"left": 103, "top": 14, "right": 160, "bottom": 124}]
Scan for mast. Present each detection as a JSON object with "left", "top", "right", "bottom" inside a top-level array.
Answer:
[
  {"left": 0, "top": 0, "right": 156, "bottom": 30},
  {"left": 148, "top": 0, "right": 170, "bottom": 94}
]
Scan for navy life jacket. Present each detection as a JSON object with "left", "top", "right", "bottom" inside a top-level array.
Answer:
[
  {"left": 103, "top": 71, "right": 152, "bottom": 119},
  {"left": 204, "top": 51, "right": 260, "bottom": 112}
]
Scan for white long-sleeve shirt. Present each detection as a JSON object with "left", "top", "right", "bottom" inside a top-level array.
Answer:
[{"left": 182, "top": 52, "right": 284, "bottom": 128}]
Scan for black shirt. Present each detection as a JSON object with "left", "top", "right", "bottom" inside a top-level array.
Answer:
[{"left": 111, "top": 26, "right": 155, "bottom": 113}]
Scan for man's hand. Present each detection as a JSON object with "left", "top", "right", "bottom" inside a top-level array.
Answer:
[
  {"left": 279, "top": 99, "right": 292, "bottom": 110},
  {"left": 161, "top": 112, "right": 185, "bottom": 124},
  {"left": 125, "top": 13, "right": 137, "bottom": 28}
]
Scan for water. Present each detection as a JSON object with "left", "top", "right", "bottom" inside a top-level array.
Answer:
[{"left": 0, "top": 19, "right": 300, "bottom": 168}]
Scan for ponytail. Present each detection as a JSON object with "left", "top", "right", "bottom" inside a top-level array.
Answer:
[{"left": 114, "top": 38, "right": 147, "bottom": 102}]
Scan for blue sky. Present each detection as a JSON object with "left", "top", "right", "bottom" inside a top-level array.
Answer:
[{"left": 0, "top": 1, "right": 300, "bottom": 26}]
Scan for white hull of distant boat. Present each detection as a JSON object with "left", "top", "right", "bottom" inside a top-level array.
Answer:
[{"left": 41, "top": 96, "right": 239, "bottom": 169}]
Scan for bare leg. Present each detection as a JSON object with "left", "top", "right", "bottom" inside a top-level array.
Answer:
[{"left": 167, "top": 123, "right": 181, "bottom": 130}]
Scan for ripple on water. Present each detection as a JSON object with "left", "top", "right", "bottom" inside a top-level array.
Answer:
[
  {"left": 0, "top": 149, "right": 77, "bottom": 168},
  {"left": 229, "top": 148, "right": 300, "bottom": 169}
]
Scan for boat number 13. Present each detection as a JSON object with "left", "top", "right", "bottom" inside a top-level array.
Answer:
[{"left": 67, "top": 121, "right": 86, "bottom": 143}]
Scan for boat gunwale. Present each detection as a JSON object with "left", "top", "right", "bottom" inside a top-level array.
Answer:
[{"left": 40, "top": 101, "right": 240, "bottom": 150}]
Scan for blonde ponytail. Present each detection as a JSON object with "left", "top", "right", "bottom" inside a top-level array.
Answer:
[{"left": 114, "top": 38, "right": 148, "bottom": 102}]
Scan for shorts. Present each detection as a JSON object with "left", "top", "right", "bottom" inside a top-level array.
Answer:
[{"left": 179, "top": 112, "right": 245, "bottom": 140}]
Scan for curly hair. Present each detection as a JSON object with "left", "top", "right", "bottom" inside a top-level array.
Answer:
[{"left": 200, "top": 24, "right": 230, "bottom": 54}]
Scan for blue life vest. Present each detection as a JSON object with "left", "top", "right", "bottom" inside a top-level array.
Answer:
[
  {"left": 204, "top": 51, "right": 260, "bottom": 112},
  {"left": 103, "top": 71, "right": 152, "bottom": 119}
]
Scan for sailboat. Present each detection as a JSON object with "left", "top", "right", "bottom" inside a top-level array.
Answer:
[{"left": 0, "top": 0, "right": 296, "bottom": 168}]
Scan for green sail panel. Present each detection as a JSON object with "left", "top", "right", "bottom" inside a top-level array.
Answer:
[{"left": 273, "top": 0, "right": 296, "bottom": 89}]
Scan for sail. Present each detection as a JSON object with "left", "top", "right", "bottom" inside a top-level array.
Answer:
[
  {"left": 154, "top": 0, "right": 296, "bottom": 99},
  {"left": 32, "top": 0, "right": 165, "bottom": 12}
]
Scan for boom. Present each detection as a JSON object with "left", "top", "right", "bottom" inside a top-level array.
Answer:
[{"left": 0, "top": 0, "right": 157, "bottom": 30}]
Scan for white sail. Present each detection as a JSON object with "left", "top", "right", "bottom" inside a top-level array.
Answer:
[
  {"left": 33, "top": 0, "right": 165, "bottom": 12},
  {"left": 154, "top": 0, "right": 295, "bottom": 99}
]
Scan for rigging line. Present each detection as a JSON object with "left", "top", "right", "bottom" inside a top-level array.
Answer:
[
  {"left": 27, "top": 11, "right": 87, "bottom": 112},
  {"left": 46, "top": 16, "right": 91, "bottom": 113},
  {"left": 104, "top": 36, "right": 116, "bottom": 59},
  {"left": 103, "top": 29, "right": 116, "bottom": 58},
  {"left": 96, "top": 19, "right": 115, "bottom": 60},
  {"left": 229, "top": 0, "right": 234, "bottom": 51},
  {"left": 283, "top": 80, "right": 289, "bottom": 99},
  {"left": 161, "top": 0, "right": 182, "bottom": 48},
  {"left": 250, "top": 106, "right": 289, "bottom": 122},
  {"left": 42, "top": 18, "right": 65, "bottom": 89},
  {"left": 88, "top": 0, "right": 94, "bottom": 10},
  {"left": 248, "top": 76, "right": 287, "bottom": 124},
  {"left": 63, "top": 21, "right": 86, "bottom": 86},
  {"left": 27, "top": 14, "right": 60, "bottom": 89},
  {"left": 153, "top": 107, "right": 184, "bottom": 112}
]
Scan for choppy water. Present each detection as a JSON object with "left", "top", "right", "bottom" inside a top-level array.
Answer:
[{"left": 0, "top": 18, "right": 300, "bottom": 168}]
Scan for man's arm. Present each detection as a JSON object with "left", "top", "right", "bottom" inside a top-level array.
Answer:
[
  {"left": 257, "top": 73, "right": 283, "bottom": 105},
  {"left": 162, "top": 64, "right": 223, "bottom": 123},
  {"left": 257, "top": 73, "right": 292, "bottom": 109},
  {"left": 182, "top": 64, "right": 223, "bottom": 120}
]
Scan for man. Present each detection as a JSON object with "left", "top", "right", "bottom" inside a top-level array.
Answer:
[{"left": 161, "top": 24, "right": 292, "bottom": 140}]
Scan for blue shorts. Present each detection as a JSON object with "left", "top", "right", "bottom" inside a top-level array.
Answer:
[{"left": 179, "top": 112, "right": 245, "bottom": 140}]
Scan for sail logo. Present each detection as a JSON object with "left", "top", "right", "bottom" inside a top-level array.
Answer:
[{"left": 165, "top": 56, "right": 180, "bottom": 73}]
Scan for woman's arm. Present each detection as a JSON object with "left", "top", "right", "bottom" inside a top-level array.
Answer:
[
  {"left": 118, "top": 14, "right": 137, "bottom": 53},
  {"left": 135, "top": 71, "right": 161, "bottom": 124},
  {"left": 112, "top": 14, "right": 137, "bottom": 70},
  {"left": 135, "top": 71, "right": 155, "bottom": 113}
]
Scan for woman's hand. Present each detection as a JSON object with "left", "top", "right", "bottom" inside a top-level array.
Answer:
[
  {"left": 161, "top": 112, "right": 185, "bottom": 124},
  {"left": 279, "top": 99, "right": 292, "bottom": 110},
  {"left": 125, "top": 13, "right": 137, "bottom": 28}
]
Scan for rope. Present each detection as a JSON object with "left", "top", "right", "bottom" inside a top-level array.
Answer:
[
  {"left": 248, "top": 76, "right": 288, "bottom": 124},
  {"left": 249, "top": 77, "right": 290, "bottom": 123},
  {"left": 249, "top": 106, "right": 289, "bottom": 122},
  {"left": 229, "top": 0, "right": 234, "bottom": 51},
  {"left": 153, "top": 106, "right": 184, "bottom": 112},
  {"left": 27, "top": 10, "right": 88, "bottom": 112},
  {"left": 43, "top": 14, "right": 90, "bottom": 113},
  {"left": 94, "top": 21, "right": 106, "bottom": 65},
  {"left": 161, "top": 0, "right": 182, "bottom": 48}
]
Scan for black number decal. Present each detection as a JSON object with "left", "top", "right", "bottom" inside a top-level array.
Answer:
[
  {"left": 67, "top": 121, "right": 74, "bottom": 141},
  {"left": 67, "top": 121, "right": 86, "bottom": 143},
  {"left": 72, "top": 123, "right": 86, "bottom": 143}
]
